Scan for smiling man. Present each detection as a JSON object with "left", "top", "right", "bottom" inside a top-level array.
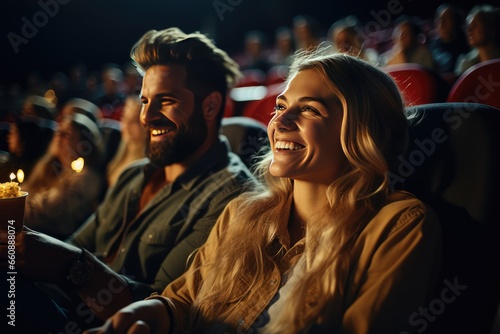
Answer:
[{"left": 0, "top": 27, "right": 256, "bottom": 332}]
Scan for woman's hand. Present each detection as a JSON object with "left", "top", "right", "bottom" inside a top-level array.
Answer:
[{"left": 84, "top": 299, "right": 171, "bottom": 334}]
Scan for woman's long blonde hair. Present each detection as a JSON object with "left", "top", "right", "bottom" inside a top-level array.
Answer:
[{"left": 190, "top": 51, "right": 408, "bottom": 332}]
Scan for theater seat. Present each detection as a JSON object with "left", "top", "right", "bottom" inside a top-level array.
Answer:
[
  {"left": 383, "top": 64, "right": 449, "bottom": 106},
  {"left": 391, "top": 102, "right": 500, "bottom": 334},
  {"left": 447, "top": 58, "right": 500, "bottom": 109},
  {"left": 97, "top": 118, "right": 121, "bottom": 168},
  {"left": 221, "top": 116, "right": 269, "bottom": 170}
]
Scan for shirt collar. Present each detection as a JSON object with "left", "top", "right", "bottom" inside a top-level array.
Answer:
[{"left": 142, "top": 139, "right": 230, "bottom": 190}]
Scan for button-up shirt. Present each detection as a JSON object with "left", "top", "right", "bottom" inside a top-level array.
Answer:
[
  {"left": 157, "top": 191, "right": 442, "bottom": 333},
  {"left": 69, "top": 140, "right": 256, "bottom": 301}
]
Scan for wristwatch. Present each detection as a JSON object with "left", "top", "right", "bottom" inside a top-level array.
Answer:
[{"left": 66, "top": 248, "right": 94, "bottom": 289}]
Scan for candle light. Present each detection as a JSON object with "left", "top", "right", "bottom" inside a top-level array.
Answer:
[
  {"left": 9, "top": 173, "right": 15, "bottom": 181},
  {"left": 17, "top": 169, "right": 24, "bottom": 183},
  {"left": 71, "top": 157, "right": 84, "bottom": 173}
]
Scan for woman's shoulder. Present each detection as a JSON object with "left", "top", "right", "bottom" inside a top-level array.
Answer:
[{"left": 369, "top": 190, "right": 440, "bottom": 235}]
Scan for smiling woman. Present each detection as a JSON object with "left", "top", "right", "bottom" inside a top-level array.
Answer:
[{"left": 85, "top": 49, "right": 442, "bottom": 334}]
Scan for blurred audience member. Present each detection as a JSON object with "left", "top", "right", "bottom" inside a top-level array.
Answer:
[
  {"left": 58, "top": 97, "right": 101, "bottom": 123},
  {"left": 237, "top": 30, "right": 273, "bottom": 73},
  {"left": 269, "top": 26, "right": 296, "bottom": 67},
  {"left": 123, "top": 62, "right": 143, "bottom": 96},
  {"left": 380, "top": 16, "right": 434, "bottom": 69},
  {"left": 328, "top": 15, "right": 379, "bottom": 64},
  {"left": 428, "top": 4, "right": 469, "bottom": 76},
  {"left": 93, "top": 65, "right": 126, "bottom": 121},
  {"left": 22, "top": 111, "right": 105, "bottom": 240},
  {"left": 21, "top": 95, "right": 58, "bottom": 121},
  {"left": 455, "top": 4, "right": 500, "bottom": 76},
  {"left": 293, "top": 15, "right": 324, "bottom": 51},
  {"left": 0, "top": 116, "right": 56, "bottom": 182},
  {"left": 106, "top": 95, "right": 147, "bottom": 188}
]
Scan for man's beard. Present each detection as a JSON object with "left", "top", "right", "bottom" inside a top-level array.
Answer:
[{"left": 146, "top": 106, "right": 208, "bottom": 167}]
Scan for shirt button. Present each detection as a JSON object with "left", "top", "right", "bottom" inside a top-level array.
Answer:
[
  {"left": 120, "top": 247, "right": 126, "bottom": 253},
  {"left": 148, "top": 234, "right": 153, "bottom": 239},
  {"left": 237, "top": 319, "right": 245, "bottom": 326},
  {"left": 270, "top": 279, "right": 277, "bottom": 286}
]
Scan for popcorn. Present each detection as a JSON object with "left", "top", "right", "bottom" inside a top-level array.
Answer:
[{"left": 0, "top": 182, "right": 21, "bottom": 198}]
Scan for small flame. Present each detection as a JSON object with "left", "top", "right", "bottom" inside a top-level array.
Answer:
[
  {"left": 9, "top": 173, "right": 15, "bottom": 181},
  {"left": 17, "top": 169, "right": 25, "bottom": 183},
  {"left": 71, "top": 157, "right": 84, "bottom": 173}
]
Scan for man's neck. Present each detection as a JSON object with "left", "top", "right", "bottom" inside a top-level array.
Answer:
[{"left": 139, "top": 168, "right": 168, "bottom": 212}]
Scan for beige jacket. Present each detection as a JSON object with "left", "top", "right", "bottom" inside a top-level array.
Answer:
[{"left": 154, "top": 191, "right": 442, "bottom": 333}]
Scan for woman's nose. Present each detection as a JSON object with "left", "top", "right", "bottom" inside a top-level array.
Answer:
[{"left": 273, "top": 110, "right": 297, "bottom": 131}]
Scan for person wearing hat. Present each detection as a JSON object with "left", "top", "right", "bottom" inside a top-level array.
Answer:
[{"left": 21, "top": 110, "right": 105, "bottom": 240}]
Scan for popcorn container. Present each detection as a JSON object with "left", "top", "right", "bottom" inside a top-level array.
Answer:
[{"left": 0, "top": 191, "right": 28, "bottom": 231}]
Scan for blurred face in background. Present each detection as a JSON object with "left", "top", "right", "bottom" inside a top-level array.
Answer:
[
  {"left": 436, "top": 7, "right": 456, "bottom": 42},
  {"left": 334, "top": 28, "right": 361, "bottom": 56},
  {"left": 466, "top": 12, "right": 491, "bottom": 47},
  {"left": 120, "top": 97, "right": 147, "bottom": 145},
  {"left": 7, "top": 124, "right": 22, "bottom": 156},
  {"left": 394, "top": 23, "right": 416, "bottom": 51},
  {"left": 50, "top": 118, "right": 81, "bottom": 166}
]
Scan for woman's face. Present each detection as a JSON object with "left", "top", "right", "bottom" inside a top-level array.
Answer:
[{"left": 268, "top": 69, "right": 347, "bottom": 184}]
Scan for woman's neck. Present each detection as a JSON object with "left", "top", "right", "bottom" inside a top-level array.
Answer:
[{"left": 291, "top": 181, "right": 330, "bottom": 226}]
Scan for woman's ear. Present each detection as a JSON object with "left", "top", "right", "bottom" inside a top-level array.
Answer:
[{"left": 202, "top": 91, "right": 223, "bottom": 121}]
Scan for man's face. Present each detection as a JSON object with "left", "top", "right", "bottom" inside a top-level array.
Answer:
[{"left": 140, "top": 65, "right": 207, "bottom": 167}]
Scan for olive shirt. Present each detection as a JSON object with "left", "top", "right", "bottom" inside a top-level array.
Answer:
[
  {"left": 68, "top": 140, "right": 256, "bottom": 301},
  {"left": 156, "top": 191, "right": 442, "bottom": 333}
]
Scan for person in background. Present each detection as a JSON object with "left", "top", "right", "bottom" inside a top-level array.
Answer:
[
  {"left": 293, "top": 14, "right": 324, "bottom": 51},
  {"left": 0, "top": 115, "right": 56, "bottom": 182},
  {"left": 454, "top": 4, "right": 500, "bottom": 76},
  {"left": 21, "top": 111, "right": 105, "bottom": 240},
  {"left": 269, "top": 26, "right": 296, "bottom": 68},
  {"left": 238, "top": 30, "right": 273, "bottom": 73},
  {"left": 380, "top": 16, "right": 435, "bottom": 69},
  {"left": 85, "top": 51, "right": 441, "bottom": 334},
  {"left": 328, "top": 15, "right": 379, "bottom": 64},
  {"left": 0, "top": 27, "right": 256, "bottom": 333},
  {"left": 21, "top": 94, "right": 58, "bottom": 121},
  {"left": 93, "top": 65, "right": 126, "bottom": 121},
  {"left": 428, "top": 4, "right": 469, "bottom": 78},
  {"left": 106, "top": 95, "right": 147, "bottom": 189}
]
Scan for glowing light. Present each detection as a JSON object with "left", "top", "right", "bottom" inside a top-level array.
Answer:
[
  {"left": 44, "top": 89, "right": 57, "bottom": 105},
  {"left": 9, "top": 173, "right": 15, "bottom": 181},
  {"left": 71, "top": 157, "right": 84, "bottom": 173},
  {"left": 17, "top": 169, "right": 24, "bottom": 183}
]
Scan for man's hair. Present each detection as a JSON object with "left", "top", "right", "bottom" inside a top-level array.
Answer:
[{"left": 130, "top": 27, "right": 241, "bottom": 127}]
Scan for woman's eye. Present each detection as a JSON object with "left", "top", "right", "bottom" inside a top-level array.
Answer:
[
  {"left": 301, "top": 106, "right": 319, "bottom": 114},
  {"left": 274, "top": 104, "right": 285, "bottom": 111}
]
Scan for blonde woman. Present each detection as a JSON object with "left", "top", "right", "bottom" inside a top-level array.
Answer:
[{"left": 86, "top": 51, "right": 442, "bottom": 334}]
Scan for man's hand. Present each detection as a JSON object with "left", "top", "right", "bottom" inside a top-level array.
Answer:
[
  {"left": 84, "top": 299, "right": 171, "bottom": 334},
  {"left": 0, "top": 226, "right": 80, "bottom": 284}
]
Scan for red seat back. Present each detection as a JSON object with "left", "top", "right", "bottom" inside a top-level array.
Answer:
[
  {"left": 447, "top": 58, "right": 500, "bottom": 109},
  {"left": 384, "top": 64, "right": 443, "bottom": 106}
]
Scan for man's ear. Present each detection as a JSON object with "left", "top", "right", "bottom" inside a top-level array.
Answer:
[{"left": 202, "top": 91, "right": 223, "bottom": 121}]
